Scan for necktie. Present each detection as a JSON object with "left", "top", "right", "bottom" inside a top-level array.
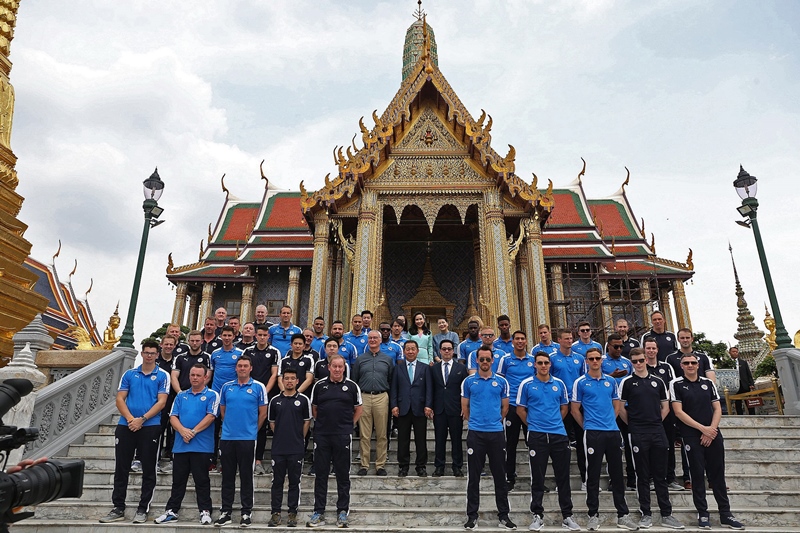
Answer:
[
  {"left": 408, "top": 362, "right": 414, "bottom": 381},
  {"left": 444, "top": 361, "right": 450, "bottom": 382}
]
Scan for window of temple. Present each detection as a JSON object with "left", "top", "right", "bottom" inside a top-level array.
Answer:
[{"left": 225, "top": 300, "right": 242, "bottom": 317}]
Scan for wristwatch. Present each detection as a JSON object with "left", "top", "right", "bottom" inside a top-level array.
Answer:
[{"left": 141, "top": 414, "right": 148, "bottom": 422}]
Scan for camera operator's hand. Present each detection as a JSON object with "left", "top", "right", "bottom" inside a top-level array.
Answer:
[
  {"left": 6, "top": 456, "right": 47, "bottom": 474},
  {"left": 127, "top": 417, "right": 144, "bottom": 432}
]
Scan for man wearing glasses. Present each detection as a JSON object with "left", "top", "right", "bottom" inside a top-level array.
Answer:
[
  {"left": 571, "top": 347, "right": 639, "bottom": 531},
  {"left": 516, "top": 352, "right": 578, "bottom": 531},
  {"left": 467, "top": 327, "right": 507, "bottom": 375},
  {"left": 601, "top": 333, "right": 635, "bottom": 491},
  {"left": 427, "top": 339, "right": 467, "bottom": 477},
  {"left": 378, "top": 321, "right": 404, "bottom": 362},
  {"left": 670, "top": 353, "right": 743, "bottom": 531},
  {"left": 551, "top": 329, "right": 587, "bottom": 489},
  {"left": 461, "top": 345, "right": 516, "bottom": 530},
  {"left": 571, "top": 322, "right": 602, "bottom": 358},
  {"left": 618, "top": 348, "right": 684, "bottom": 530}
]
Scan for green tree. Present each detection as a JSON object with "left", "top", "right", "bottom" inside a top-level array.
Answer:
[
  {"left": 692, "top": 331, "right": 734, "bottom": 369},
  {"left": 755, "top": 354, "right": 778, "bottom": 378},
  {"left": 148, "top": 323, "right": 189, "bottom": 342}
]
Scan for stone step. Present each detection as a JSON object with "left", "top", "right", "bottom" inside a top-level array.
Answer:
[{"left": 31, "top": 500, "right": 800, "bottom": 528}]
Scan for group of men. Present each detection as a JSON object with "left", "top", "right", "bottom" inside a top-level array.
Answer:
[{"left": 102, "top": 306, "right": 745, "bottom": 531}]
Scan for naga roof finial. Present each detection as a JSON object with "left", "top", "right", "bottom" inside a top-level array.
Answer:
[
  {"left": 53, "top": 239, "right": 61, "bottom": 263},
  {"left": 221, "top": 173, "right": 229, "bottom": 198},
  {"left": 622, "top": 166, "right": 630, "bottom": 191}
]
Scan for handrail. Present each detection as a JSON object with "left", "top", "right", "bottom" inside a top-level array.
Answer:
[{"left": 23, "top": 347, "right": 136, "bottom": 460}]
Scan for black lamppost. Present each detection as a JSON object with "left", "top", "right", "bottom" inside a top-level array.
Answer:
[
  {"left": 118, "top": 168, "right": 165, "bottom": 349},
  {"left": 733, "top": 165, "right": 792, "bottom": 349}
]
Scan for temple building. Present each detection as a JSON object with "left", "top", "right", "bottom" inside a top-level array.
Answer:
[{"left": 166, "top": 11, "right": 694, "bottom": 343}]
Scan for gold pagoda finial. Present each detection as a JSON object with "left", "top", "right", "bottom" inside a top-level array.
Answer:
[
  {"left": 52, "top": 239, "right": 61, "bottom": 263},
  {"left": 220, "top": 173, "right": 229, "bottom": 198},
  {"left": 577, "top": 157, "right": 586, "bottom": 183},
  {"left": 259, "top": 160, "right": 269, "bottom": 190},
  {"left": 84, "top": 278, "right": 93, "bottom": 299},
  {"left": 414, "top": 0, "right": 425, "bottom": 20},
  {"left": 686, "top": 248, "right": 694, "bottom": 270},
  {"left": 622, "top": 166, "right": 630, "bottom": 191}
]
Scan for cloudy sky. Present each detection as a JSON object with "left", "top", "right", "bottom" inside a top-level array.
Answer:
[{"left": 10, "top": 0, "right": 800, "bottom": 347}]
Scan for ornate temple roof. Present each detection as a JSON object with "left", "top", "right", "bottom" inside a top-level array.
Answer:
[{"left": 23, "top": 256, "right": 101, "bottom": 349}]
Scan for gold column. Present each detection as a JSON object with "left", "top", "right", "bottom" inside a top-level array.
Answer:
[
  {"left": 171, "top": 282, "right": 188, "bottom": 326},
  {"left": 659, "top": 288, "right": 675, "bottom": 333},
  {"left": 332, "top": 248, "right": 343, "bottom": 321},
  {"left": 549, "top": 263, "right": 567, "bottom": 329},
  {"left": 287, "top": 267, "right": 301, "bottom": 316},
  {"left": 598, "top": 279, "right": 613, "bottom": 336},
  {"left": 522, "top": 217, "right": 550, "bottom": 328},
  {"left": 470, "top": 223, "right": 485, "bottom": 318},
  {"left": 479, "top": 189, "right": 517, "bottom": 327},
  {"left": 322, "top": 246, "right": 336, "bottom": 321},
  {"left": 672, "top": 280, "right": 692, "bottom": 331},
  {"left": 198, "top": 282, "right": 214, "bottom": 323},
  {"left": 639, "top": 280, "right": 652, "bottom": 329},
  {"left": 307, "top": 212, "right": 330, "bottom": 326},
  {"left": 240, "top": 282, "right": 255, "bottom": 323},
  {"left": 0, "top": 2, "right": 48, "bottom": 363},
  {"left": 350, "top": 190, "right": 380, "bottom": 317},
  {"left": 516, "top": 246, "right": 534, "bottom": 338},
  {"left": 186, "top": 292, "right": 199, "bottom": 330}
]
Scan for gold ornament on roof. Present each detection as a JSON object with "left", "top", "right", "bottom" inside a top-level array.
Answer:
[
  {"left": 260, "top": 159, "right": 269, "bottom": 190},
  {"left": 577, "top": 157, "right": 586, "bottom": 183},
  {"left": 207, "top": 223, "right": 213, "bottom": 244},
  {"left": 102, "top": 303, "right": 121, "bottom": 349},
  {"left": 640, "top": 217, "right": 646, "bottom": 238},
  {"left": 84, "top": 278, "right": 93, "bottom": 298},
  {"left": 220, "top": 173, "right": 230, "bottom": 198},
  {"left": 650, "top": 233, "right": 656, "bottom": 255},
  {"left": 622, "top": 166, "right": 630, "bottom": 191},
  {"left": 66, "top": 325, "right": 95, "bottom": 350},
  {"left": 52, "top": 239, "right": 61, "bottom": 263},
  {"left": 686, "top": 248, "right": 694, "bottom": 270},
  {"left": 199, "top": 240, "right": 204, "bottom": 261},
  {"left": 167, "top": 252, "right": 175, "bottom": 274},
  {"left": 491, "top": 144, "right": 516, "bottom": 174},
  {"left": 69, "top": 259, "right": 77, "bottom": 279}
]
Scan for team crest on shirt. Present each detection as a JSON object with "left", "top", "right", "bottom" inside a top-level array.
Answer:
[
  {"left": 633, "top": 446, "right": 640, "bottom": 453},
  {"left": 527, "top": 362, "right": 533, "bottom": 367},
  {"left": 247, "top": 389, "right": 253, "bottom": 394},
  {"left": 552, "top": 386, "right": 558, "bottom": 392},
  {"left": 151, "top": 375, "right": 156, "bottom": 381},
  {"left": 299, "top": 361, "right": 305, "bottom": 367},
  {"left": 701, "top": 384, "right": 708, "bottom": 390},
  {"left": 573, "top": 359, "right": 580, "bottom": 364},
  {"left": 467, "top": 448, "right": 474, "bottom": 455},
  {"left": 491, "top": 381, "right": 498, "bottom": 387},
  {"left": 231, "top": 354, "right": 237, "bottom": 359},
  {"left": 342, "top": 385, "right": 348, "bottom": 391},
  {"left": 604, "top": 381, "right": 610, "bottom": 387},
  {"left": 658, "top": 369, "right": 665, "bottom": 374},
  {"left": 294, "top": 400, "right": 301, "bottom": 406},
  {"left": 685, "top": 444, "right": 691, "bottom": 452},
  {"left": 587, "top": 447, "right": 595, "bottom": 455},
  {"left": 201, "top": 396, "right": 207, "bottom": 401},
  {"left": 529, "top": 450, "right": 536, "bottom": 457},
  {"left": 666, "top": 336, "right": 672, "bottom": 341},
  {"left": 651, "top": 381, "right": 658, "bottom": 388}
]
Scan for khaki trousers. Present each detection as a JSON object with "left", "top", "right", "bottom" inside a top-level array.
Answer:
[{"left": 359, "top": 392, "right": 389, "bottom": 469}]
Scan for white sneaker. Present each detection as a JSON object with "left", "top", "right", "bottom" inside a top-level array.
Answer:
[
  {"left": 154, "top": 510, "right": 178, "bottom": 524},
  {"left": 200, "top": 510, "right": 212, "bottom": 525},
  {"left": 587, "top": 515, "right": 600, "bottom": 531},
  {"left": 562, "top": 515, "right": 581, "bottom": 531},
  {"left": 616, "top": 514, "right": 639, "bottom": 531},
  {"left": 529, "top": 514, "right": 543, "bottom": 531}
]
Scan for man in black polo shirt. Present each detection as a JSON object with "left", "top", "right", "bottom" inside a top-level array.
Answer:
[
  {"left": 639, "top": 311, "right": 677, "bottom": 362},
  {"left": 670, "top": 352, "right": 743, "bottom": 531},
  {"left": 615, "top": 318, "right": 640, "bottom": 359},
  {"left": 619, "top": 348, "right": 683, "bottom": 530},
  {"left": 267, "top": 368, "right": 311, "bottom": 528},
  {"left": 172, "top": 331, "right": 211, "bottom": 392},
  {"left": 307, "top": 354, "right": 363, "bottom": 528},
  {"left": 243, "top": 324, "right": 281, "bottom": 475},
  {"left": 278, "top": 334, "right": 315, "bottom": 395}
]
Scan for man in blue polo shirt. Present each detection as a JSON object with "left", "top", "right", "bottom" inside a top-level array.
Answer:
[
  {"left": 530, "top": 324, "right": 558, "bottom": 357},
  {"left": 550, "top": 329, "right": 587, "bottom": 488},
  {"left": 496, "top": 330, "right": 536, "bottom": 491},
  {"left": 343, "top": 314, "right": 369, "bottom": 354},
  {"left": 155, "top": 364, "right": 219, "bottom": 525},
  {"left": 457, "top": 320, "right": 482, "bottom": 364},
  {"left": 516, "top": 352, "right": 578, "bottom": 532},
  {"left": 461, "top": 345, "right": 516, "bottom": 531},
  {"left": 572, "top": 321, "right": 603, "bottom": 357},
  {"left": 493, "top": 315, "right": 514, "bottom": 355},
  {"left": 209, "top": 326, "right": 242, "bottom": 470},
  {"left": 329, "top": 320, "right": 358, "bottom": 364},
  {"left": 378, "top": 321, "right": 403, "bottom": 362},
  {"left": 267, "top": 368, "right": 312, "bottom": 528},
  {"left": 100, "top": 340, "right": 169, "bottom": 524},
  {"left": 268, "top": 305, "right": 302, "bottom": 357},
  {"left": 467, "top": 327, "right": 507, "bottom": 374},
  {"left": 602, "top": 333, "right": 635, "bottom": 491},
  {"left": 571, "top": 347, "right": 638, "bottom": 531},
  {"left": 215, "top": 355, "right": 268, "bottom": 527},
  {"left": 310, "top": 316, "right": 328, "bottom": 354}
]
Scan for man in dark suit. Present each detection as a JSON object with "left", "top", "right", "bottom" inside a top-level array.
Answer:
[
  {"left": 425, "top": 339, "right": 468, "bottom": 477},
  {"left": 391, "top": 339, "right": 432, "bottom": 477},
  {"left": 730, "top": 347, "right": 756, "bottom": 415}
]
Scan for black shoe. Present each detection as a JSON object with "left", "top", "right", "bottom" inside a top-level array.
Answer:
[
  {"left": 391, "top": 428, "right": 398, "bottom": 438},
  {"left": 416, "top": 467, "right": 427, "bottom": 477},
  {"left": 214, "top": 513, "right": 232, "bottom": 527},
  {"left": 499, "top": 517, "right": 517, "bottom": 530},
  {"left": 433, "top": 468, "right": 444, "bottom": 477},
  {"left": 453, "top": 468, "right": 464, "bottom": 477},
  {"left": 464, "top": 518, "right": 477, "bottom": 530},
  {"left": 357, "top": 468, "right": 368, "bottom": 476},
  {"left": 398, "top": 468, "right": 408, "bottom": 477},
  {"left": 506, "top": 480, "right": 515, "bottom": 492},
  {"left": 376, "top": 468, "right": 388, "bottom": 476}
]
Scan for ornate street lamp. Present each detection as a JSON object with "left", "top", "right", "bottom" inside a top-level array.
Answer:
[
  {"left": 118, "top": 168, "right": 165, "bottom": 349},
  {"left": 733, "top": 166, "right": 792, "bottom": 349}
]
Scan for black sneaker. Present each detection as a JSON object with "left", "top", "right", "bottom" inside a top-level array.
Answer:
[
  {"left": 214, "top": 513, "right": 232, "bottom": 527},
  {"left": 498, "top": 517, "right": 517, "bottom": 530},
  {"left": 697, "top": 516, "right": 711, "bottom": 530},
  {"left": 464, "top": 518, "right": 477, "bottom": 530},
  {"left": 720, "top": 515, "right": 744, "bottom": 530},
  {"left": 240, "top": 514, "right": 251, "bottom": 527}
]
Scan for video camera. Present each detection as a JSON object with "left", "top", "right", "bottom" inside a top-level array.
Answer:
[{"left": 0, "top": 379, "right": 84, "bottom": 533}]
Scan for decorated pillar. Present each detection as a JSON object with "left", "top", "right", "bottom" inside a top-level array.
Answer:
[
  {"left": 470, "top": 223, "right": 485, "bottom": 317},
  {"left": 186, "top": 292, "right": 199, "bottom": 330},
  {"left": 522, "top": 217, "right": 550, "bottom": 329},
  {"left": 198, "top": 282, "right": 214, "bottom": 324},
  {"left": 240, "top": 282, "right": 255, "bottom": 324},
  {"left": 350, "top": 190, "right": 381, "bottom": 317},
  {"left": 331, "top": 248, "right": 343, "bottom": 322},
  {"left": 659, "top": 288, "right": 675, "bottom": 333},
  {"left": 549, "top": 263, "right": 567, "bottom": 329},
  {"left": 638, "top": 280, "right": 652, "bottom": 329},
  {"left": 479, "top": 189, "right": 516, "bottom": 326},
  {"left": 672, "top": 280, "right": 692, "bottom": 332},
  {"left": 516, "top": 246, "right": 534, "bottom": 339},
  {"left": 597, "top": 280, "right": 613, "bottom": 336},
  {"left": 171, "top": 282, "right": 188, "bottom": 326},
  {"left": 307, "top": 212, "right": 330, "bottom": 326},
  {"left": 287, "top": 267, "right": 301, "bottom": 316}
]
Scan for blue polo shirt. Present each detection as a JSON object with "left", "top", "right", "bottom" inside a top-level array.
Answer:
[
  {"left": 380, "top": 340, "right": 404, "bottom": 362},
  {"left": 461, "top": 373, "right": 509, "bottom": 432},
  {"left": 170, "top": 386, "right": 219, "bottom": 453},
  {"left": 333, "top": 339, "right": 359, "bottom": 365},
  {"left": 457, "top": 338, "right": 483, "bottom": 362},
  {"left": 343, "top": 331, "right": 368, "bottom": 354},
  {"left": 210, "top": 346, "right": 243, "bottom": 392},
  {"left": 118, "top": 365, "right": 170, "bottom": 427},
  {"left": 571, "top": 373, "right": 620, "bottom": 431},
  {"left": 310, "top": 335, "right": 328, "bottom": 355},
  {"left": 517, "top": 375, "right": 568, "bottom": 435},
  {"left": 601, "top": 354, "right": 633, "bottom": 386},
  {"left": 493, "top": 337, "right": 514, "bottom": 356},
  {"left": 571, "top": 339, "right": 603, "bottom": 357},
  {"left": 467, "top": 347, "right": 507, "bottom": 373},
  {"left": 268, "top": 324, "right": 303, "bottom": 357},
  {"left": 550, "top": 350, "right": 586, "bottom": 391},
  {"left": 219, "top": 378, "right": 267, "bottom": 440},
  {"left": 496, "top": 353, "right": 537, "bottom": 406},
  {"left": 530, "top": 342, "right": 559, "bottom": 357}
]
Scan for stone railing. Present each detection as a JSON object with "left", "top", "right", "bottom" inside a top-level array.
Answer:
[
  {"left": 774, "top": 347, "right": 800, "bottom": 416},
  {"left": 23, "top": 347, "right": 136, "bottom": 460}
]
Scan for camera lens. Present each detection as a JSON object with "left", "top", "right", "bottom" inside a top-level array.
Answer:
[{"left": 1, "top": 459, "right": 84, "bottom": 510}]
